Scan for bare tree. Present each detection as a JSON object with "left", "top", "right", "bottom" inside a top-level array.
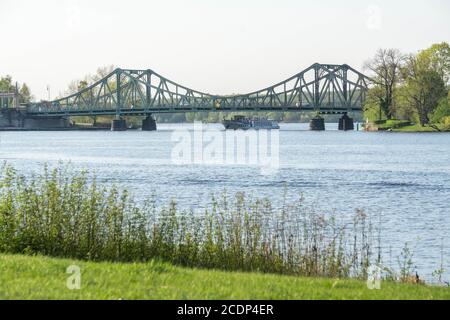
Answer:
[
  {"left": 65, "top": 65, "right": 116, "bottom": 96},
  {"left": 92, "top": 65, "right": 116, "bottom": 82},
  {"left": 364, "top": 49, "right": 405, "bottom": 119}
]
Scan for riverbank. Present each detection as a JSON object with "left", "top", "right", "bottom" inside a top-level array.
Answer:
[
  {"left": 1, "top": 253, "right": 448, "bottom": 300},
  {"left": 368, "top": 120, "right": 450, "bottom": 132},
  {"left": 391, "top": 124, "right": 450, "bottom": 132}
]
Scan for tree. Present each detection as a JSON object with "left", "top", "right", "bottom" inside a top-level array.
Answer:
[
  {"left": 0, "top": 75, "right": 14, "bottom": 92},
  {"left": 65, "top": 65, "right": 116, "bottom": 96},
  {"left": 77, "top": 80, "right": 89, "bottom": 91},
  {"left": 19, "top": 83, "right": 33, "bottom": 104},
  {"left": 67, "top": 80, "right": 80, "bottom": 95},
  {"left": 92, "top": 65, "right": 115, "bottom": 82},
  {"left": 401, "top": 43, "right": 449, "bottom": 126},
  {"left": 421, "top": 42, "right": 450, "bottom": 84},
  {"left": 364, "top": 49, "right": 405, "bottom": 119},
  {"left": 393, "top": 85, "right": 416, "bottom": 121},
  {"left": 431, "top": 92, "right": 450, "bottom": 124}
]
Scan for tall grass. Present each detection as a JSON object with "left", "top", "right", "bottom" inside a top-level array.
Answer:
[{"left": 0, "top": 164, "right": 377, "bottom": 278}]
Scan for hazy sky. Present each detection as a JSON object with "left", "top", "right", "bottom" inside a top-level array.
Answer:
[{"left": 1, "top": 0, "right": 449, "bottom": 100}]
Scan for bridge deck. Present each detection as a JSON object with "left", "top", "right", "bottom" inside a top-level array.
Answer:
[{"left": 27, "top": 106, "right": 362, "bottom": 118}]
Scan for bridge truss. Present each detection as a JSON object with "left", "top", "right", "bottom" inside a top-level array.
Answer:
[{"left": 27, "top": 63, "right": 371, "bottom": 117}]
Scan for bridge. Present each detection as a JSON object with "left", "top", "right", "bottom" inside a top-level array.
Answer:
[{"left": 3, "top": 63, "right": 371, "bottom": 130}]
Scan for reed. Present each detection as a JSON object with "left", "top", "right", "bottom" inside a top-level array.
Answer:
[{"left": 0, "top": 164, "right": 377, "bottom": 279}]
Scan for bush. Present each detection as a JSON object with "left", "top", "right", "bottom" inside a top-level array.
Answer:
[
  {"left": 442, "top": 116, "right": 450, "bottom": 130},
  {"left": 385, "top": 120, "right": 411, "bottom": 128}
]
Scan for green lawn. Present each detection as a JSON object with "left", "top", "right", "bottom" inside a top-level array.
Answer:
[
  {"left": 392, "top": 124, "right": 447, "bottom": 132},
  {"left": 374, "top": 120, "right": 449, "bottom": 132},
  {"left": 0, "top": 254, "right": 449, "bottom": 300}
]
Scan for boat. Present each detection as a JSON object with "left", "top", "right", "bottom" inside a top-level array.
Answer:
[{"left": 222, "top": 115, "right": 280, "bottom": 130}]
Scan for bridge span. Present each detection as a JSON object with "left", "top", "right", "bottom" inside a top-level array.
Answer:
[{"left": 2, "top": 63, "right": 371, "bottom": 131}]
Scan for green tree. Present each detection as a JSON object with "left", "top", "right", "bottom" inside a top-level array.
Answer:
[
  {"left": 394, "top": 85, "right": 416, "bottom": 122},
  {"left": 0, "top": 76, "right": 14, "bottom": 92},
  {"left": 422, "top": 42, "right": 450, "bottom": 84},
  {"left": 364, "top": 48, "right": 405, "bottom": 119},
  {"left": 431, "top": 92, "right": 450, "bottom": 124},
  {"left": 402, "top": 43, "right": 449, "bottom": 126},
  {"left": 77, "top": 80, "right": 89, "bottom": 91},
  {"left": 19, "top": 83, "right": 33, "bottom": 103}
]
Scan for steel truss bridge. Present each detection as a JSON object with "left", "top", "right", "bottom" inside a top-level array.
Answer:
[{"left": 27, "top": 63, "right": 371, "bottom": 118}]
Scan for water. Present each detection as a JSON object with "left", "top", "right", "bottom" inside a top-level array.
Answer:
[{"left": 1, "top": 123, "right": 449, "bottom": 282}]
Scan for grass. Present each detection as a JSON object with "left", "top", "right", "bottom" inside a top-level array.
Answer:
[
  {"left": 392, "top": 123, "right": 448, "bottom": 132},
  {"left": 374, "top": 119, "right": 450, "bottom": 132},
  {"left": 1, "top": 253, "right": 449, "bottom": 300}
]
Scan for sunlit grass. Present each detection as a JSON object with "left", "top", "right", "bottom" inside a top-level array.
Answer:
[{"left": 1, "top": 253, "right": 449, "bottom": 300}]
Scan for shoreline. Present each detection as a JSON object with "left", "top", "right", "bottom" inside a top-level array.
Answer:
[{"left": 0, "top": 122, "right": 448, "bottom": 133}]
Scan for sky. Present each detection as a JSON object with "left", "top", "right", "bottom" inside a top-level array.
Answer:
[{"left": 1, "top": 0, "right": 449, "bottom": 100}]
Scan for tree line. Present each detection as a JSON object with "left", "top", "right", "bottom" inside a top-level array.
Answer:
[{"left": 364, "top": 42, "right": 450, "bottom": 128}]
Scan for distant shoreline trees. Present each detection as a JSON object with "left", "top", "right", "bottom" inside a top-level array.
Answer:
[{"left": 364, "top": 42, "right": 450, "bottom": 128}]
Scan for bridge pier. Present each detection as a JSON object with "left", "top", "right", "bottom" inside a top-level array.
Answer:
[
  {"left": 338, "top": 113, "right": 354, "bottom": 131},
  {"left": 142, "top": 115, "right": 157, "bottom": 131},
  {"left": 309, "top": 115, "right": 325, "bottom": 131},
  {"left": 111, "top": 118, "right": 127, "bottom": 131}
]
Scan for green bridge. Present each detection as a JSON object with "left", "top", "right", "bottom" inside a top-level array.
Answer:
[{"left": 1, "top": 63, "right": 371, "bottom": 131}]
